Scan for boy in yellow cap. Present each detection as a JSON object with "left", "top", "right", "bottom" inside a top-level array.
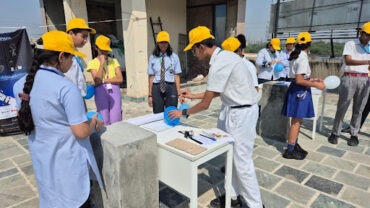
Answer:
[
  {"left": 17, "top": 30, "right": 103, "bottom": 207},
  {"left": 65, "top": 18, "right": 96, "bottom": 97},
  {"left": 256, "top": 38, "right": 285, "bottom": 83},
  {"left": 280, "top": 37, "right": 296, "bottom": 80},
  {"left": 328, "top": 22, "right": 370, "bottom": 146},
  {"left": 87, "top": 35, "right": 123, "bottom": 125},
  {"left": 169, "top": 26, "right": 263, "bottom": 208}
]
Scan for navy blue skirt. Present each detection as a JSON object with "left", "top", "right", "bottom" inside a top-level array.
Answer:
[{"left": 281, "top": 81, "right": 315, "bottom": 118}]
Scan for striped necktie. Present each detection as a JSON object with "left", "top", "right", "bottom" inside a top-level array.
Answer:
[{"left": 160, "top": 55, "right": 166, "bottom": 93}]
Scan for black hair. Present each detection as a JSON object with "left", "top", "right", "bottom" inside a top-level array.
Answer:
[
  {"left": 288, "top": 42, "right": 311, "bottom": 61},
  {"left": 194, "top": 38, "right": 217, "bottom": 49},
  {"left": 235, "top": 34, "right": 246, "bottom": 49},
  {"left": 265, "top": 42, "right": 271, "bottom": 48},
  {"left": 17, "top": 38, "right": 71, "bottom": 135},
  {"left": 68, "top": 28, "right": 90, "bottom": 35},
  {"left": 152, "top": 43, "right": 173, "bottom": 57}
]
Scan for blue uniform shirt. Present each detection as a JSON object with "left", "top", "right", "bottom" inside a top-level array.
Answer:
[
  {"left": 29, "top": 65, "right": 102, "bottom": 207},
  {"left": 147, "top": 52, "right": 182, "bottom": 83}
]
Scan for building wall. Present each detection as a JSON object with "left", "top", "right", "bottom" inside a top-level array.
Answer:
[{"left": 145, "top": 0, "right": 187, "bottom": 55}]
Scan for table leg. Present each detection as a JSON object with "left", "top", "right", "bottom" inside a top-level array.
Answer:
[
  {"left": 319, "top": 90, "right": 326, "bottom": 132},
  {"left": 224, "top": 146, "right": 233, "bottom": 208},
  {"left": 189, "top": 164, "right": 198, "bottom": 208}
]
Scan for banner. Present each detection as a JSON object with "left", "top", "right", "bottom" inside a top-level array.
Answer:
[{"left": 0, "top": 29, "right": 32, "bottom": 135}]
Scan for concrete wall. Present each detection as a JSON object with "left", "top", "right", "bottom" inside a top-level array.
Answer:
[{"left": 145, "top": 0, "right": 187, "bottom": 55}]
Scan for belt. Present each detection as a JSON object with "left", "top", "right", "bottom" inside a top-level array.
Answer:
[
  {"left": 344, "top": 72, "right": 368, "bottom": 77},
  {"left": 230, "top": 104, "right": 252, "bottom": 109},
  {"left": 153, "top": 82, "right": 175, "bottom": 85}
]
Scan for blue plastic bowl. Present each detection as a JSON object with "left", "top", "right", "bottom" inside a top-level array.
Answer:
[
  {"left": 164, "top": 106, "right": 180, "bottom": 126},
  {"left": 179, "top": 103, "right": 190, "bottom": 110},
  {"left": 84, "top": 85, "right": 95, "bottom": 99},
  {"left": 274, "top": 64, "right": 284, "bottom": 72},
  {"left": 86, "top": 111, "right": 104, "bottom": 121}
]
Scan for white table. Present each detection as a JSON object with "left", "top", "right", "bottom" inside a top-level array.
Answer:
[{"left": 137, "top": 119, "right": 234, "bottom": 208}]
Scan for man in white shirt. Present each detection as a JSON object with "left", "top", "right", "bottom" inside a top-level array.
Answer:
[
  {"left": 280, "top": 37, "right": 295, "bottom": 80},
  {"left": 169, "top": 26, "right": 263, "bottom": 208},
  {"left": 65, "top": 18, "right": 96, "bottom": 97},
  {"left": 256, "top": 38, "right": 284, "bottom": 83},
  {"left": 328, "top": 22, "right": 370, "bottom": 146}
]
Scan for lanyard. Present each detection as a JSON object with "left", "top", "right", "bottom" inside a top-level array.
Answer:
[
  {"left": 360, "top": 44, "right": 370, "bottom": 54},
  {"left": 39, "top": 67, "right": 64, "bottom": 76}
]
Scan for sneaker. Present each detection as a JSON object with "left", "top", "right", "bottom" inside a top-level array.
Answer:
[
  {"left": 282, "top": 148, "right": 306, "bottom": 160},
  {"left": 328, "top": 134, "right": 338, "bottom": 144},
  {"left": 295, "top": 143, "right": 308, "bottom": 156},
  {"left": 341, "top": 127, "right": 350, "bottom": 133},
  {"left": 210, "top": 195, "right": 242, "bottom": 208},
  {"left": 347, "top": 136, "right": 359, "bottom": 146}
]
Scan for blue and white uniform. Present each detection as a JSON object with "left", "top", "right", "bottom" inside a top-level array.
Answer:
[
  {"left": 29, "top": 65, "right": 102, "bottom": 207},
  {"left": 282, "top": 51, "right": 314, "bottom": 118}
]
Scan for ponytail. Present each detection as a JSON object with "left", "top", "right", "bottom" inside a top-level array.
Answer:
[
  {"left": 17, "top": 45, "right": 61, "bottom": 135},
  {"left": 289, "top": 42, "right": 311, "bottom": 61}
]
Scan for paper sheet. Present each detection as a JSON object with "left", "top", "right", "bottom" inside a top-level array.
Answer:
[
  {"left": 141, "top": 119, "right": 173, "bottom": 132},
  {"left": 125, "top": 113, "right": 163, "bottom": 126},
  {"left": 166, "top": 138, "right": 207, "bottom": 155}
]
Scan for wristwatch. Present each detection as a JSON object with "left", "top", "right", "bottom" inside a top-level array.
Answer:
[{"left": 182, "top": 109, "right": 189, "bottom": 118}]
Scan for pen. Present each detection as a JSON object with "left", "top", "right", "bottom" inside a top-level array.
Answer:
[
  {"left": 189, "top": 137, "right": 203, "bottom": 144},
  {"left": 200, "top": 134, "right": 216, "bottom": 141}
]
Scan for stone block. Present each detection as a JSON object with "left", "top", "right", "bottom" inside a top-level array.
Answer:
[
  {"left": 94, "top": 122, "right": 158, "bottom": 208},
  {"left": 258, "top": 82, "right": 290, "bottom": 142}
]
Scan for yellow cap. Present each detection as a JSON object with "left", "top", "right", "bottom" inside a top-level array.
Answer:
[
  {"left": 270, "top": 38, "right": 281, "bottom": 50},
  {"left": 361, "top": 22, "right": 370, "bottom": 34},
  {"left": 184, "top": 26, "right": 215, "bottom": 51},
  {"left": 41, "top": 30, "right": 86, "bottom": 57},
  {"left": 286, "top": 37, "right": 295, "bottom": 44},
  {"left": 66, "top": 18, "right": 96, "bottom": 34},
  {"left": 221, "top": 37, "right": 241, "bottom": 52},
  {"left": 157, "top": 31, "right": 170, "bottom": 43},
  {"left": 95, "top": 35, "right": 112, "bottom": 51},
  {"left": 297, "top": 32, "right": 312, "bottom": 44}
]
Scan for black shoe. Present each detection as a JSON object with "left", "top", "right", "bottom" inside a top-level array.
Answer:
[
  {"left": 347, "top": 136, "right": 359, "bottom": 146},
  {"left": 328, "top": 134, "right": 338, "bottom": 144},
  {"left": 282, "top": 148, "right": 306, "bottom": 160},
  {"left": 210, "top": 195, "right": 242, "bottom": 208},
  {"left": 341, "top": 127, "right": 350, "bottom": 133},
  {"left": 295, "top": 143, "right": 308, "bottom": 156}
]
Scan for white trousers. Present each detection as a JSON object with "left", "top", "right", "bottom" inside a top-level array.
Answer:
[{"left": 217, "top": 104, "right": 263, "bottom": 208}]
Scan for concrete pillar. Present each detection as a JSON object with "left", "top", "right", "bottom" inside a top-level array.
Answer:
[
  {"left": 62, "top": 0, "right": 93, "bottom": 64},
  {"left": 258, "top": 81, "right": 290, "bottom": 142},
  {"left": 93, "top": 122, "right": 158, "bottom": 208},
  {"left": 236, "top": 0, "right": 246, "bottom": 35},
  {"left": 121, "top": 0, "right": 148, "bottom": 98}
]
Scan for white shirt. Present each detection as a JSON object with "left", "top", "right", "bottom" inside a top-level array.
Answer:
[
  {"left": 341, "top": 39, "right": 370, "bottom": 74},
  {"left": 147, "top": 53, "right": 182, "bottom": 83},
  {"left": 207, "top": 47, "right": 258, "bottom": 106},
  {"left": 64, "top": 56, "right": 87, "bottom": 96},
  {"left": 243, "top": 58, "right": 258, "bottom": 87},
  {"left": 289, "top": 51, "right": 311, "bottom": 79},
  {"left": 255, "top": 48, "right": 284, "bottom": 80}
]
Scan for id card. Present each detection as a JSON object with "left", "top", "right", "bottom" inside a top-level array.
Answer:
[{"left": 106, "top": 83, "right": 113, "bottom": 90}]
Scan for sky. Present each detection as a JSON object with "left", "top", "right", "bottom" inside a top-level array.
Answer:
[
  {"left": 0, "top": 0, "right": 44, "bottom": 38},
  {"left": 245, "top": 0, "right": 273, "bottom": 43}
]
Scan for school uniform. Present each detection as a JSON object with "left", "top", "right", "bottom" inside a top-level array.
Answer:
[
  {"left": 29, "top": 65, "right": 103, "bottom": 208},
  {"left": 242, "top": 58, "right": 258, "bottom": 87},
  {"left": 148, "top": 52, "right": 182, "bottom": 113},
  {"left": 331, "top": 39, "right": 370, "bottom": 136},
  {"left": 282, "top": 51, "right": 315, "bottom": 118},
  {"left": 87, "top": 57, "right": 122, "bottom": 125},
  {"left": 64, "top": 56, "right": 87, "bottom": 97},
  {"left": 255, "top": 48, "right": 284, "bottom": 83},
  {"left": 280, "top": 49, "right": 292, "bottom": 79},
  {"left": 208, "top": 47, "right": 262, "bottom": 208}
]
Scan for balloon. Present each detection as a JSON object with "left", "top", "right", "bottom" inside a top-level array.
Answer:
[
  {"left": 324, "top": 75, "right": 340, "bottom": 89},
  {"left": 84, "top": 85, "right": 95, "bottom": 99},
  {"left": 179, "top": 103, "right": 190, "bottom": 110},
  {"left": 86, "top": 111, "right": 104, "bottom": 121},
  {"left": 164, "top": 106, "right": 180, "bottom": 126},
  {"left": 274, "top": 64, "right": 284, "bottom": 72}
]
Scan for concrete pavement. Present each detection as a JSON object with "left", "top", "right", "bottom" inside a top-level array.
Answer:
[{"left": 0, "top": 82, "right": 369, "bottom": 208}]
